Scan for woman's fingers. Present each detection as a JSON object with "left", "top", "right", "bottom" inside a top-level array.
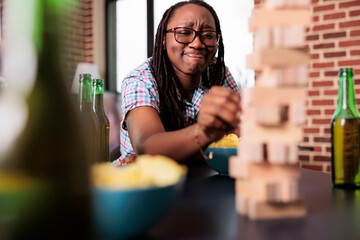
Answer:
[{"left": 200, "top": 87, "right": 241, "bottom": 129}]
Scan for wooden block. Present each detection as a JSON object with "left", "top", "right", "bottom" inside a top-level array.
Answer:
[
  {"left": 249, "top": 8, "right": 311, "bottom": 32},
  {"left": 246, "top": 48, "right": 309, "bottom": 71},
  {"left": 267, "top": 142, "right": 298, "bottom": 164},
  {"left": 253, "top": 104, "right": 288, "bottom": 126},
  {"left": 238, "top": 140, "right": 264, "bottom": 163},
  {"left": 235, "top": 192, "right": 249, "bottom": 216},
  {"left": 254, "top": 26, "right": 306, "bottom": 50},
  {"left": 247, "top": 197, "right": 306, "bottom": 220},
  {"left": 229, "top": 158, "right": 300, "bottom": 179},
  {"left": 241, "top": 121, "right": 303, "bottom": 143},
  {"left": 289, "top": 102, "right": 306, "bottom": 125},
  {"left": 236, "top": 178, "right": 298, "bottom": 203},
  {"left": 242, "top": 87, "right": 307, "bottom": 107},
  {"left": 264, "top": 0, "right": 311, "bottom": 9},
  {"left": 256, "top": 65, "right": 308, "bottom": 87}
]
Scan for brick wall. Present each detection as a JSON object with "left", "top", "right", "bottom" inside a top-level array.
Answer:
[
  {"left": 60, "top": 0, "right": 94, "bottom": 88},
  {"left": 253, "top": 0, "right": 360, "bottom": 172},
  {"left": 302, "top": 0, "right": 360, "bottom": 172}
]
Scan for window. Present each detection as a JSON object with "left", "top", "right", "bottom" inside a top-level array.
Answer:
[{"left": 107, "top": 0, "right": 254, "bottom": 92}]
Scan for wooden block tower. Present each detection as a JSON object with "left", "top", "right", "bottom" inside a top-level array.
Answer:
[{"left": 229, "top": 0, "right": 311, "bottom": 220}]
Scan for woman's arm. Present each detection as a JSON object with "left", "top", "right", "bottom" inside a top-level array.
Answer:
[{"left": 125, "top": 86, "right": 241, "bottom": 162}]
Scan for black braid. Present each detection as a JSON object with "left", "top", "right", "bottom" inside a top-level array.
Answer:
[{"left": 151, "top": 0, "right": 226, "bottom": 131}]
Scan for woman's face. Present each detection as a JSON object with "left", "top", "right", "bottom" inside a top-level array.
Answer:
[{"left": 164, "top": 4, "right": 218, "bottom": 79}]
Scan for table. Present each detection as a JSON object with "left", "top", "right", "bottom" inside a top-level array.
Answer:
[{"left": 143, "top": 162, "right": 360, "bottom": 240}]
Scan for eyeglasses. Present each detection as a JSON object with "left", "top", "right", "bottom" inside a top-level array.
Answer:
[{"left": 165, "top": 27, "right": 220, "bottom": 47}]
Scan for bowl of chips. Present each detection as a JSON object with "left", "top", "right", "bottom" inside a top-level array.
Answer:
[
  {"left": 91, "top": 155, "right": 187, "bottom": 240},
  {"left": 204, "top": 134, "right": 239, "bottom": 175}
]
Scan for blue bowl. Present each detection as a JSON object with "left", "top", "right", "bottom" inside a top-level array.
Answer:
[
  {"left": 204, "top": 147, "right": 237, "bottom": 176},
  {"left": 92, "top": 180, "right": 184, "bottom": 240}
]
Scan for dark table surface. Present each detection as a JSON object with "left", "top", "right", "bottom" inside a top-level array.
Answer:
[{"left": 143, "top": 162, "right": 360, "bottom": 240}]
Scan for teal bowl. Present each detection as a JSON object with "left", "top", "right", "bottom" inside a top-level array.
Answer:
[
  {"left": 92, "top": 180, "right": 184, "bottom": 240},
  {"left": 204, "top": 147, "right": 237, "bottom": 176}
]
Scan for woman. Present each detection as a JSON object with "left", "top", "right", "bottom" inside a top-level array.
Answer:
[{"left": 116, "top": 0, "right": 241, "bottom": 165}]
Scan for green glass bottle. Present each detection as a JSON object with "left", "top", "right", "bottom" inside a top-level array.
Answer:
[
  {"left": 78, "top": 73, "right": 99, "bottom": 164},
  {"left": 1, "top": 0, "right": 93, "bottom": 238},
  {"left": 92, "top": 79, "right": 110, "bottom": 162},
  {"left": 331, "top": 68, "right": 360, "bottom": 188}
]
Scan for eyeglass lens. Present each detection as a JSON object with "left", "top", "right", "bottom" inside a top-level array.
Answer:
[{"left": 174, "top": 28, "right": 218, "bottom": 46}]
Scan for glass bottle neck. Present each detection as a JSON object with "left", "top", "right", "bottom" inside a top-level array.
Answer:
[
  {"left": 334, "top": 68, "right": 359, "bottom": 118},
  {"left": 93, "top": 80, "right": 105, "bottom": 111}
]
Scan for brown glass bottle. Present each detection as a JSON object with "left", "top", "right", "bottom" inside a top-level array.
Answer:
[
  {"left": 92, "top": 79, "right": 110, "bottom": 162},
  {"left": 331, "top": 68, "right": 360, "bottom": 188}
]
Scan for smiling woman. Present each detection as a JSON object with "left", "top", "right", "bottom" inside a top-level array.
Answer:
[{"left": 115, "top": 0, "right": 241, "bottom": 165}]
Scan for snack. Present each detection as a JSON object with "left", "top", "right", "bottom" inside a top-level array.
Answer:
[
  {"left": 209, "top": 133, "right": 239, "bottom": 148},
  {"left": 92, "top": 155, "right": 187, "bottom": 189}
]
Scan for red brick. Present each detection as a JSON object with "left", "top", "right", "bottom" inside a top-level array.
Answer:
[
  {"left": 325, "top": 165, "right": 331, "bottom": 173},
  {"left": 324, "top": 51, "right": 347, "bottom": 58},
  {"left": 313, "top": 62, "right": 334, "bottom": 68},
  {"left": 351, "top": 50, "right": 360, "bottom": 56},
  {"left": 304, "top": 127, "right": 320, "bottom": 133},
  {"left": 312, "top": 100, "right": 334, "bottom": 106},
  {"left": 351, "top": 30, "right": 360, "bottom": 37},
  {"left": 325, "top": 109, "right": 335, "bottom": 115},
  {"left": 326, "top": 146, "right": 331, "bottom": 153},
  {"left": 309, "top": 72, "right": 320, "bottom": 78},
  {"left": 311, "top": 53, "right": 320, "bottom": 59},
  {"left": 324, "top": 89, "right": 338, "bottom": 95},
  {"left": 350, "top": 10, "right": 360, "bottom": 16},
  {"left": 301, "top": 164, "right": 323, "bottom": 171},
  {"left": 299, "top": 155, "right": 310, "bottom": 161},
  {"left": 308, "top": 90, "right": 320, "bottom": 96},
  {"left": 355, "top": 69, "right": 360, "bottom": 75},
  {"left": 339, "top": 59, "right": 360, "bottom": 66},
  {"left": 324, "top": 12, "right": 346, "bottom": 20},
  {"left": 312, "top": 80, "right": 334, "bottom": 87},
  {"left": 314, "top": 155, "right": 331, "bottom": 162},
  {"left": 307, "top": 109, "right": 321, "bottom": 115},
  {"left": 313, "top": 23, "right": 335, "bottom": 31},
  {"left": 306, "top": 34, "right": 319, "bottom": 41},
  {"left": 303, "top": 137, "right": 309, "bottom": 142},
  {"left": 340, "top": 20, "right": 360, "bottom": 28},
  {"left": 324, "top": 128, "right": 332, "bottom": 134},
  {"left": 314, "top": 137, "right": 331, "bottom": 143},
  {"left": 339, "top": 40, "right": 360, "bottom": 47},
  {"left": 324, "top": 70, "right": 338, "bottom": 77},
  {"left": 314, "top": 4, "right": 335, "bottom": 12},
  {"left": 323, "top": 32, "right": 346, "bottom": 39},
  {"left": 339, "top": 0, "right": 360, "bottom": 8},
  {"left": 313, "top": 15, "right": 319, "bottom": 22},
  {"left": 313, "top": 43, "right": 335, "bottom": 49}
]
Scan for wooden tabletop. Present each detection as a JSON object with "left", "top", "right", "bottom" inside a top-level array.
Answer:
[{"left": 141, "top": 162, "right": 360, "bottom": 240}]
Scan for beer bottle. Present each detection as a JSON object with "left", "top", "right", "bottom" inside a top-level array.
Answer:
[
  {"left": 331, "top": 68, "right": 360, "bottom": 188},
  {"left": 1, "top": 0, "right": 93, "bottom": 238},
  {"left": 78, "top": 73, "right": 99, "bottom": 164},
  {"left": 92, "top": 79, "right": 110, "bottom": 162}
]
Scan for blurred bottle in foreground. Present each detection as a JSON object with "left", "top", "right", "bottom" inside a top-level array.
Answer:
[
  {"left": 78, "top": 73, "right": 99, "bottom": 164},
  {"left": 93, "top": 78, "right": 110, "bottom": 162},
  {"left": 331, "top": 68, "right": 360, "bottom": 188},
  {"left": 0, "top": 0, "right": 92, "bottom": 239}
]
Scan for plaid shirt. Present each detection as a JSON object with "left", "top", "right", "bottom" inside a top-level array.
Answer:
[{"left": 116, "top": 57, "right": 240, "bottom": 162}]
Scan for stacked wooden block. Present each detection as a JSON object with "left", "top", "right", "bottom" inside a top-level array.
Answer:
[{"left": 229, "top": 0, "right": 311, "bottom": 220}]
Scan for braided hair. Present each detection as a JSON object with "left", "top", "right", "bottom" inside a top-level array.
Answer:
[{"left": 151, "top": 0, "right": 226, "bottom": 131}]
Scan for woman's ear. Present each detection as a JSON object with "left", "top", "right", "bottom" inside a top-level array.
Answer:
[{"left": 162, "top": 38, "right": 166, "bottom": 50}]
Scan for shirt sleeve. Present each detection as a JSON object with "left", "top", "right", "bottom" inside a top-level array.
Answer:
[
  {"left": 121, "top": 69, "right": 159, "bottom": 130},
  {"left": 223, "top": 66, "right": 241, "bottom": 94}
]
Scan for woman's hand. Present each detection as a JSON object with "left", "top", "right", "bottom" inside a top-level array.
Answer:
[{"left": 197, "top": 86, "right": 241, "bottom": 142}]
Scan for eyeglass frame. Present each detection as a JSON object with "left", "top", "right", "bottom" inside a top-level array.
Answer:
[{"left": 165, "top": 27, "right": 220, "bottom": 47}]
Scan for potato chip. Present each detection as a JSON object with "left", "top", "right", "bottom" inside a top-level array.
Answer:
[
  {"left": 209, "top": 134, "right": 239, "bottom": 148},
  {"left": 92, "top": 155, "right": 187, "bottom": 190}
]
